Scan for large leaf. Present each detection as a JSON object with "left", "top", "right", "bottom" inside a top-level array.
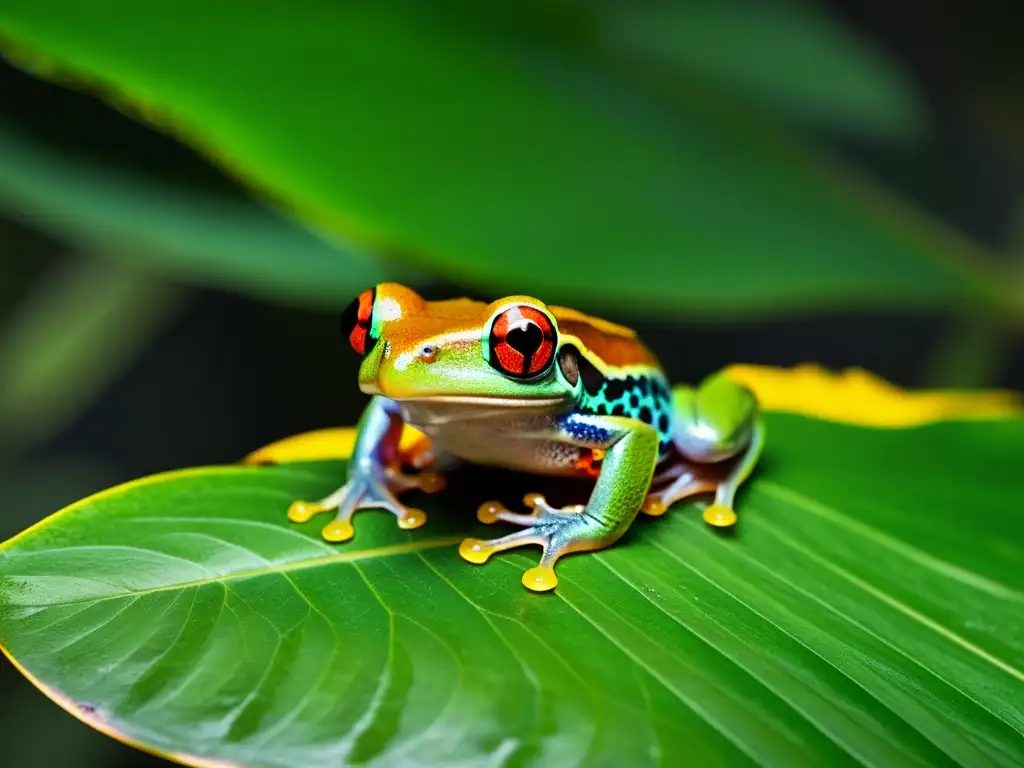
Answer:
[
  {"left": 2, "top": 407, "right": 1023, "bottom": 767},
  {"left": 0, "top": 1, "right": 1006, "bottom": 317},
  {"left": 0, "top": 57, "right": 409, "bottom": 310},
  {"left": 594, "top": 0, "right": 930, "bottom": 143}
]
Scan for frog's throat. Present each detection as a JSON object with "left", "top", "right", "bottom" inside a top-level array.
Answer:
[
  {"left": 396, "top": 395, "right": 570, "bottom": 428},
  {"left": 398, "top": 395, "right": 568, "bottom": 408}
]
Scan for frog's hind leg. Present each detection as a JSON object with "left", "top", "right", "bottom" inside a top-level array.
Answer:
[
  {"left": 643, "top": 417, "right": 766, "bottom": 527},
  {"left": 641, "top": 464, "right": 716, "bottom": 518},
  {"left": 700, "top": 416, "right": 765, "bottom": 527}
]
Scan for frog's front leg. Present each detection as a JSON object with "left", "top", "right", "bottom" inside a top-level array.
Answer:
[
  {"left": 644, "top": 371, "right": 765, "bottom": 528},
  {"left": 459, "top": 416, "right": 659, "bottom": 593},
  {"left": 287, "top": 396, "right": 445, "bottom": 542}
]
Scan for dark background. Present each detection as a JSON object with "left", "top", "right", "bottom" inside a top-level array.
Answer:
[{"left": 1, "top": 1, "right": 1022, "bottom": 765}]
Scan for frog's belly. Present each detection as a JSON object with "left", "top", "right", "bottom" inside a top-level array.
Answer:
[
  {"left": 430, "top": 428, "right": 584, "bottom": 475},
  {"left": 399, "top": 402, "right": 583, "bottom": 476}
]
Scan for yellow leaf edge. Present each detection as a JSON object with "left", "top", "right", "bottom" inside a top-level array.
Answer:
[{"left": 243, "top": 363, "right": 1022, "bottom": 465}]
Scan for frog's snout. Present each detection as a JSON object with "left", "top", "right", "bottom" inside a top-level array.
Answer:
[{"left": 357, "top": 343, "right": 385, "bottom": 395}]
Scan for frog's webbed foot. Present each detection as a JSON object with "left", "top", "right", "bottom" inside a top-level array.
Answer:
[
  {"left": 642, "top": 416, "right": 767, "bottom": 530},
  {"left": 288, "top": 466, "right": 446, "bottom": 543},
  {"left": 459, "top": 493, "right": 614, "bottom": 593},
  {"left": 401, "top": 433, "right": 436, "bottom": 471},
  {"left": 640, "top": 470, "right": 736, "bottom": 526}
]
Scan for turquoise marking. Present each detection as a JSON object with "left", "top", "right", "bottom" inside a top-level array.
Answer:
[{"left": 578, "top": 372, "right": 674, "bottom": 457}]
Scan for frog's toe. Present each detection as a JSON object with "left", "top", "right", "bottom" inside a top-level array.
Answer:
[
  {"left": 476, "top": 501, "right": 505, "bottom": 524},
  {"left": 640, "top": 497, "right": 667, "bottom": 517},
  {"left": 703, "top": 503, "right": 737, "bottom": 528},
  {"left": 287, "top": 485, "right": 350, "bottom": 524},
  {"left": 459, "top": 528, "right": 548, "bottom": 565},
  {"left": 460, "top": 501, "right": 613, "bottom": 593},
  {"left": 476, "top": 494, "right": 581, "bottom": 527},
  {"left": 522, "top": 566, "right": 558, "bottom": 593},
  {"left": 397, "top": 507, "right": 428, "bottom": 530},
  {"left": 476, "top": 499, "right": 539, "bottom": 526},
  {"left": 522, "top": 492, "right": 546, "bottom": 510},
  {"left": 522, "top": 493, "right": 584, "bottom": 516},
  {"left": 642, "top": 473, "right": 717, "bottom": 517},
  {"left": 321, "top": 519, "right": 355, "bottom": 542},
  {"left": 459, "top": 537, "right": 494, "bottom": 563},
  {"left": 415, "top": 472, "right": 446, "bottom": 494},
  {"left": 386, "top": 467, "right": 446, "bottom": 494},
  {"left": 288, "top": 500, "right": 329, "bottom": 524}
]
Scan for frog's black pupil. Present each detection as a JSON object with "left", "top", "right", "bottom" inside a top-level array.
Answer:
[
  {"left": 340, "top": 298, "right": 360, "bottom": 339},
  {"left": 340, "top": 287, "right": 377, "bottom": 356},
  {"left": 506, "top": 322, "right": 542, "bottom": 358}
]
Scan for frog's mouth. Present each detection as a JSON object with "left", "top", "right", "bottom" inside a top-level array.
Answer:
[{"left": 397, "top": 396, "right": 567, "bottom": 427}]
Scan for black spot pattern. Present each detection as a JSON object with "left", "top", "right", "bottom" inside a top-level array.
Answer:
[
  {"left": 577, "top": 371, "right": 675, "bottom": 458},
  {"left": 603, "top": 378, "right": 627, "bottom": 402},
  {"left": 569, "top": 345, "right": 606, "bottom": 396}
]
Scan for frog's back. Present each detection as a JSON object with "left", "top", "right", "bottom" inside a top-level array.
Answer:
[
  {"left": 419, "top": 295, "right": 662, "bottom": 371},
  {"left": 550, "top": 306, "right": 661, "bottom": 369}
]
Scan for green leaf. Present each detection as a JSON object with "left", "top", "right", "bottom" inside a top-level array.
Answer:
[
  {"left": 0, "top": 117, "right": 408, "bottom": 311},
  {"left": 2, "top": 413, "right": 1023, "bottom": 767},
  {"left": 595, "top": 0, "right": 930, "bottom": 143},
  {"left": 0, "top": 2, "right": 1005, "bottom": 317}
]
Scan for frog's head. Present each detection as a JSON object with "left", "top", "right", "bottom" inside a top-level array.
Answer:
[{"left": 340, "top": 283, "right": 577, "bottom": 410}]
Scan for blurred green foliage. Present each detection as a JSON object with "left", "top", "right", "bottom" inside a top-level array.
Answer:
[
  {"left": 0, "top": 0, "right": 1017, "bottom": 474},
  {"left": 0, "top": 0, "right": 1016, "bottom": 319},
  {"left": 593, "top": 0, "right": 931, "bottom": 143},
  {"left": 0, "top": 120, "right": 413, "bottom": 311},
  {"left": 0, "top": 255, "right": 182, "bottom": 450},
  {"left": 0, "top": 0, "right": 1017, "bottom": 461},
  {"left": 0, "top": 2, "right": 1021, "bottom": 765}
]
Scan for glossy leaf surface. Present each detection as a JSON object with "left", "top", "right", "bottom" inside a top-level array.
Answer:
[
  {"left": 2, "top": 413, "right": 1023, "bottom": 767},
  {"left": 0, "top": 1, "right": 999, "bottom": 316}
]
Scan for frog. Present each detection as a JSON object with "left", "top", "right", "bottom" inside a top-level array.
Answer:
[{"left": 287, "top": 283, "right": 765, "bottom": 592}]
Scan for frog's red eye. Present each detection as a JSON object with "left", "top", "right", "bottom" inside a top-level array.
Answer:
[
  {"left": 486, "top": 305, "right": 556, "bottom": 379},
  {"left": 341, "top": 287, "right": 378, "bottom": 356}
]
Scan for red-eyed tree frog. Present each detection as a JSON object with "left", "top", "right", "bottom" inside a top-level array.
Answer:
[{"left": 288, "top": 284, "right": 765, "bottom": 592}]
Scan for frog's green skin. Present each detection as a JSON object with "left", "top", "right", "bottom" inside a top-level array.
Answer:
[{"left": 288, "top": 283, "right": 765, "bottom": 593}]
